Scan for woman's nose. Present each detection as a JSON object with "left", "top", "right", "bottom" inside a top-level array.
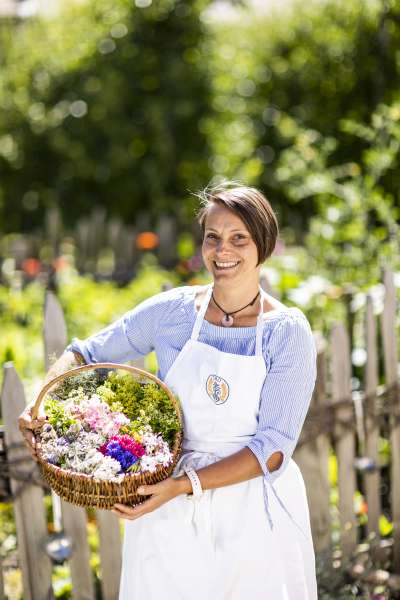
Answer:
[{"left": 215, "top": 238, "right": 230, "bottom": 252}]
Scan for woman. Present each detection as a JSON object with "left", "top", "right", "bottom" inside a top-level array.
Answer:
[{"left": 19, "top": 182, "right": 318, "bottom": 599}]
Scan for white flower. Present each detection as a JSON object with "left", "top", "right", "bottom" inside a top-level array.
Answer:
[{"left": 140, "top": 455, "right": 158, "bottom": 473}]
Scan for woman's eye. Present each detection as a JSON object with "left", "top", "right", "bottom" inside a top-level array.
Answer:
[{"left": 205, "top": 233, "right": 247, "bottom": 242}]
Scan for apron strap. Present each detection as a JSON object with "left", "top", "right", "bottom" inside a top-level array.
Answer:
[
  {"left": 255, "top": 287, "right": 266, "bottom": 356},
  {"left": 191, "top": 284, "right": 213, "bottom": 341}
]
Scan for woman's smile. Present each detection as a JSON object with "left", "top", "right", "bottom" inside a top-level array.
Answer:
[{"left": 213, "top": 259, "right": 241, "bottom": 271}]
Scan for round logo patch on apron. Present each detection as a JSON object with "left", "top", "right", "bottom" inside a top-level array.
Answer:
[{"left": 206, "top": 374, "right": 230, "bottom": 405}]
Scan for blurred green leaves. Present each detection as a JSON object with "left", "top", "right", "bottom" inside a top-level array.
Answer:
[
  {"left": 0, "top": 0, "right": 399, "bottom": 293},
  {"left": 275, "top": 102, "right": 400, "bottom": 287},
  {"left": 205, "top": 0, "right": 400, "bottom": 234},
  {"left": 0, "top": 0, "right": 212, "bottom": 232}
]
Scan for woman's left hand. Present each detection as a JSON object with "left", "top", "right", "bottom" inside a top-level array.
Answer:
[{"left": 112, "top": 477, "right": 187, "bottom": 520}]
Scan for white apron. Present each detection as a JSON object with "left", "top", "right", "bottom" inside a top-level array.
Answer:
[{"left": 119, "top": 284, "right": 318, "bottom": 600}]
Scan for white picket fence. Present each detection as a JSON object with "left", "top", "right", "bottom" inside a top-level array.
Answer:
[{"left": 1, "top": 270, "right": 400, "bottom": 597}]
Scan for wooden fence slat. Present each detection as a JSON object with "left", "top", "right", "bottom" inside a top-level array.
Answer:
[
  {"left": 76, "top": 219, "right": 90, "bottom": 272},
  {"left": 60, "top": 501, "right": 95, "bottom": 600},
  {"left": 44, "top": 292, "right": 68, "bottom": 370},
  {"left": 331, "top": 322, "right": 358, "bottom": 557},
  {"left": 44, "top": 292, "right": 96, "bottom": 600},
  {"left": 364, "top": 295, "right": 381, "bottom": 539},
  {"left": 156, "top": 216, "right": 177, "bottom": 267},
  {"left": 123, "top": 227, "right": 138, "bottom": 271},
  {"left": 96, "top": 510, "right": 122, "bottom": 600},
  {"left": 381, "top": 268, "right": 400, "bottom": 572},
  {"left": 1, "top": 363, "right": 54, "bottom": 600},
  {"left": 295, "top": 333, "right": 331, "bottom": 553}
]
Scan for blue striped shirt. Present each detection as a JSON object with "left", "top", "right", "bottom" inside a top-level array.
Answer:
[{"left": 66, "top": 284, "right": 317, "bottom": 487}]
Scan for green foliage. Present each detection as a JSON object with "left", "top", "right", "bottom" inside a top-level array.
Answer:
[
  {"left": 0, "top": 260, "right": 177, "bottom": 391},
  {"left": 0, "top": 280, "right": 44, "bottom": 380},
  {"left": 52, "top": 371, "right": 105, "bottom": 400},
  {"left": 275, "top": 102, "right": 400, "bottom": 287},
  {"left": 52, "top": 565, "right": 73, "bottom": 599},
  {"left": 1, "top": 0, "right": 400, "bottom": 239},
  {"left": 204, "top": 0, "right": 400, "bottom": 233},
  {"left": 102, "top": 371, "right": 144, "bottom": 418},
  {"left": 379, "top": 514, "right": 394, "bottom": 537},
  {"left": 96, "top": 383, "right": 123, "bottom": 412},
  {"left": 57, "top": 259, "right": 178, "bottom": 340},
  {"left": 104, "top": 371, "right": 180, "bottom": 445},
  {"left": 0, "top": 0, "right": 212, "bottom": 232},
  {"left": 44, "top": 395, "right": 77, "bottom": 434}
]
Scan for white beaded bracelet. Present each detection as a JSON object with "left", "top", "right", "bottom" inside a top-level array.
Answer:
[{"left": 183, "top": 466, "right": 203, "bottom": 499}]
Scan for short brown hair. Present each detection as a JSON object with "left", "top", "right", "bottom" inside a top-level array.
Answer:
[{"left": 196, "top": 181, "right": 279, "bottom": 266}]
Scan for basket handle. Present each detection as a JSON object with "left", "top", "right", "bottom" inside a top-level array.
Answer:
[{"left": 31, "top": 362, "right": 180, "bottom": 422}]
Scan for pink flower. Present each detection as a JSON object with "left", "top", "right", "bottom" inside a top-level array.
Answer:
[
  {"left": 102, "top": 435, "right": 146, "bottom": 458},
  {"left": 83, "top": 402, "right": 129, "bottom": 437}
]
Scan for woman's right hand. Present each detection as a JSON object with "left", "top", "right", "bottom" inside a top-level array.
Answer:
[{"left": 18, "top": 406, "right": 47, "bottom": 461}]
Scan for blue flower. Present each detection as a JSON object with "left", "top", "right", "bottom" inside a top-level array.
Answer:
[{"left": 104, "top": 441, "right": 139, "bottom": 472}]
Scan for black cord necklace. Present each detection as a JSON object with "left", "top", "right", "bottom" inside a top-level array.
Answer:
[{"left": 212, "top": 290, "right": 260, "bottom": 327}]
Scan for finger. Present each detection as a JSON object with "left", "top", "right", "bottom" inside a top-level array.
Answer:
[
  {"left": 23, "top": 430, "right": 36, "bottom": 446},
  {"left": 112, "top": 505, "right": 138, "bottom": 520},
  {"left": 111, "top": 509, "right": 128, "bottom": 519},
  {"left": 127, "top": 497, "right": 159, "bottom": 516},
  {"left": 18, "top": 417, "right": 32, "bottom": 433},
  {"left": 114, "top": 499, "right": 156, "bottom": 519},
  {"left": 113, "top": 503, "right": 137, "bottom": 515},
  {"left": 18, "top": 414, "right": 45, "bottom": 433},
  {"left": 137, "top": 484, "right": 158, "bottom": 496}
]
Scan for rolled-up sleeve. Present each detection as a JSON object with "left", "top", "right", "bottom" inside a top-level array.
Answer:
[
  {"left": 65, "top": 289, "right": 174, "bottom": 364},
  {"left": 246, "top": 313, "right": 317, "bottom": 482}
]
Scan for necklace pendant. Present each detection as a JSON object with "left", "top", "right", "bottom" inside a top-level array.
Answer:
[{"left": 221, "top": 314, "right": 234, "bottom": 327}]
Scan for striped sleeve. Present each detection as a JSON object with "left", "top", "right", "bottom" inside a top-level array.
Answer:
[
  {"left": 246, "top": 313, "right": 317, "bottom": 482},
  {"left": 65, "top": 288, "right": 180, "bottom": 364}
]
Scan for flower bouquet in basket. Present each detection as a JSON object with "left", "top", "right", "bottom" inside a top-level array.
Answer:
[{"left": 33, "top": 363, "right": 183, "bottom": 509}]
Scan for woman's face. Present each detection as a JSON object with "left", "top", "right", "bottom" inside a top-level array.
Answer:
[{"left": 202, "top": 203, "right": 259, "bottom": 285}]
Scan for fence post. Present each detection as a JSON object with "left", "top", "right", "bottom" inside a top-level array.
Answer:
[
  {"left": 295, "top": 332, "right": 331, "bottom": 553},
  {"left": 96, "top": 510, "right": 122, "bottom": 600},
  {"left": 331, "top": 322, "right": 357, "bottom": 558},
  {"left": 44, "top": 292, "right": 95, "bottom": 600},
  {"left": 1, "top": 363, "right": 53, "bottom": 600},
  {"left": 44, "top": 290, "right": 125, "bottom": 595},
  {"left": 364, "top": 294, "right": 381, "bottom": 539},
  {"left": 381, "top": 268, "right": 400, "bottom": 572}
]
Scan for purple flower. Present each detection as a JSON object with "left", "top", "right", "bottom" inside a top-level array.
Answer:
[
  {"left": 104, "top": 441, "right": 139, "bottom": 472},
  {"left": 46, "top": 454, "right": 59, "bottom": 465}
]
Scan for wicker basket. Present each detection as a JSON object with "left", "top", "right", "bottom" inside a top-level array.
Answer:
[{"left": 32, "top": 363, "right": 183, "bottom": 509}]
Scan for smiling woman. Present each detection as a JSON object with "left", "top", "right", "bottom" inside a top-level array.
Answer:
[{"left": 19, "top": 181, "right": 318, "bottom": 600}]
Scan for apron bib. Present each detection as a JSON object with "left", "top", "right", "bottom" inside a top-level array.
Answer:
[{"left": 119, "top": 284, "right": 318, "bottom": 600}]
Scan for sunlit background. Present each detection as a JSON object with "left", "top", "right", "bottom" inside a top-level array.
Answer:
[{"left": 0, "top": 1, "right": 400, "bottom": 597}]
